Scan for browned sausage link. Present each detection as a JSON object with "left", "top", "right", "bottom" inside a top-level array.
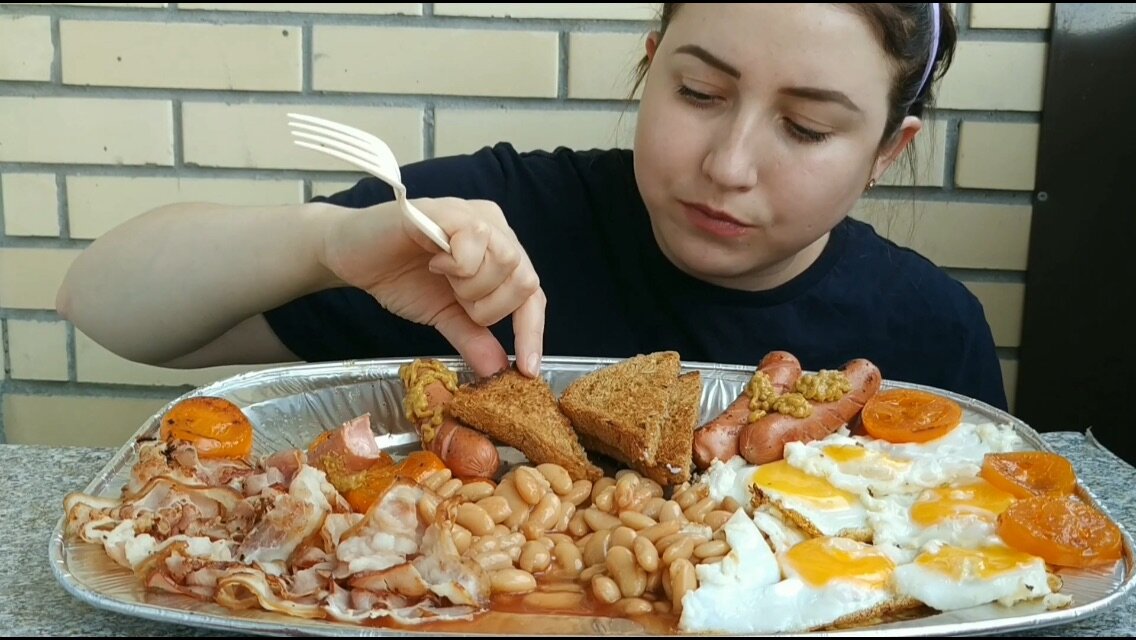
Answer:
[
  {"left": 737, "top": 359, "right": 882, "bottom": 465},
  {"left": 691, "top": 351, "right": 802, "bottom": 469},
  {"left": 417, "top": 380, "right": 501, "bottom": 480}
]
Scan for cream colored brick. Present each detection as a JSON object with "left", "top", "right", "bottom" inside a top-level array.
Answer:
[
  {"left": 1000, "top": 357, "right": 1019, "bottom": 413},
  {"left": 971, "top": 4, "right": 1052, "bottom": 29},
  {"left": 2, "top": 173, "right": 59, "bottom": 237},
  {"left": 435, "top": 108, "right": 636, "bottom": 158},
  {"left": 74, "top": 330, "right": 269, "bottom": 386},
  {"left": 956, "top": 122, "right": 1039, "bottom": 191},
  {"left": 936, "top": 42, "right": 1047, "bottom": 112},
  {"left": 878, "top": 119, "right": 947, "bottom": 187},
  {"left": 67, "top": 176, "right": 303, "bottom": 239},
  {"left": 0, "top": 15, "right": 53, "bottom": 82},
  {"left": 435, "top": 3, "right": 657, "bottom": 20},
  {"left": 851, "top": 199, "right": 1031, "bottom": 270},
  {"left": 179, "top": 3, "right": 421, "bottom": 14},
  {"left": 0, "top": 97, "right": 173, "bottom": 165},
  {"left": 965, "top": 281, "right": 1025, "bottom": 348},
  {"left": 311, "top": 181, "right": 361, "bottom": 200},
  {"left": 182, "top": 103, "right": 422, "bottom": 170},
  {"left": 6, "top": 3, "right": 167, "bottom": 7},
  {"left": 61, "top": 21, "right": 300, "bottom": 91},
  {"left": 314, "top": 26, "right": 557, "bottom": 97},
  {"left": 0, "top": 248, "right": 79, "bottom": 310},
  {"left": 7, "top": 319, "right": 68, "bottom": 381},
  {"left": 569, "top": 32, "right": 645, "bottom": 100},
  {"left": 3, "top": 393, "right": 175, "bottom": 448}
]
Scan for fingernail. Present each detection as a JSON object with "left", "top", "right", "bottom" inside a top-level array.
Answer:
[{"left": 526, "top": 353, "right": 541, "bottom": 377}]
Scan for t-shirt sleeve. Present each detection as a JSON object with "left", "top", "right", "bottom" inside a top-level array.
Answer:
[{"left": 262, "top": 145, "right": 516, "bottom": 362}]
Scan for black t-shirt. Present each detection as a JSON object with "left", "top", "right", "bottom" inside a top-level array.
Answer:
[{"left": 264, "top": 143, "right": 1009, "bottom": 411}]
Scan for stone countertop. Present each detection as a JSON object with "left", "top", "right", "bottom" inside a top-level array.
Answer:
[{"left": 3, "top": 432, "right": 1133, "bottom": 637}]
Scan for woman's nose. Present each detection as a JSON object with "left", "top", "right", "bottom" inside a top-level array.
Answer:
[{"left": 701, "top": 119, "right": 760, "bottom": 191}]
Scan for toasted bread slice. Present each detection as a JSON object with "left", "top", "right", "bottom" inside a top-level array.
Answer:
[
  {"left": 448, "top": 365, "right": 602, "bottom": 481},
  {"left": 643, "top": 370, "right": 701, "bottom": 486},
  {"left": 559, "top": 351, "right": 680, "bottom": 467}
]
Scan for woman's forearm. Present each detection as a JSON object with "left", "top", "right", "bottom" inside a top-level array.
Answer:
[{"left": 56, "top": 200, "right": 346, "bottom": 365}]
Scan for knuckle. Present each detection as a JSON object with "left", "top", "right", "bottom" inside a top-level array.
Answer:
[{"left": 515, "top": 270, "right": 540, "bottom": 296}]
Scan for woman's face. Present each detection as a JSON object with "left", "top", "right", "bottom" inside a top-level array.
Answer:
[{"left": 633, "top": 3, "right": 919, "bottom": 290}]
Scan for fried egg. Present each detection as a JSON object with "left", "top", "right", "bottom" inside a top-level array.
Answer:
[
  {"left": 868, "top": 478, "right": 1017, "bottom": 552},
  {"left": 680, "top": 524, "right": 908, "bottom": 634},
  {"left": 784, "top": 421, "right": 1026, "bottom": 497},
  {"left": 893, "top": 543, "right": 1065, "bottom": 611},
  {"left": 702, "top": 456, "right": 870, "bottom": 539}
]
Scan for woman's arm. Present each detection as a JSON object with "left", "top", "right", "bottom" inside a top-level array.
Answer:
[
  {"left": 56, "top": 200, "right": 346, "bottom": 367},
  {"left": 56, "top": 196, "right": 546, "bottom": 376}
]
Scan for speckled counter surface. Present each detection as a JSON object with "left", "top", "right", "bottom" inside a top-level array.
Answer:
[{"left": 3, "top": 432, "right": 1134, "bottom": 637}]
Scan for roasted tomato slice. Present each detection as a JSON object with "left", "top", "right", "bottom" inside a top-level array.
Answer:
[
  {"left": 980, "top": 451, "right": 1077, "bottom": 499},
  {"left": 997, "top": 493, "right": 1123, "bottom": 568},
  {"left": 860, "top": 388, "right": 962, "bottom": 443},
  {"left": 342, "top": 451, "right": 447, "bottom": 513},
  {"left": 159, "top": 396, "right": 254, "bottom": 460}
]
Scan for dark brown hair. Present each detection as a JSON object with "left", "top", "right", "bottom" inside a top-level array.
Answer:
[{"left": 630, "top": 3, "right": 958, "bottom": 149}]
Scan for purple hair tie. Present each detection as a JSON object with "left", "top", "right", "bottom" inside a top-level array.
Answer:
[{"left": 916, "top": 3, "right": 941, "bottom": 98}]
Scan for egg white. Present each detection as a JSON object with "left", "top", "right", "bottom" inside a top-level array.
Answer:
[
  {"left": 680, "top": 516, "right": 903, "bottom": 634},
  {"left": 893, "top": 543, "right": 1063, "bottom": 611},
  {"left": 700, "top": 455, "right": 870, "bottom": 539},
  {"left": 784, "top": 421, "right": 1026, "bottom": 498}
]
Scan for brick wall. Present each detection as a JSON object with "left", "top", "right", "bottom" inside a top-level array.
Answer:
[{"left": 0, "top": 3, "right": 1051, "bottom": 446}]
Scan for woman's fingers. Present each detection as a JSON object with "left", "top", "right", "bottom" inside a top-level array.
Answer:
[
  {"left": 411, "top": 197, "right": 546, "bottom": 378},
  {"left": 429, "top": 222, "right": 521, "bottom": 303},
  {"left": 431, "top": 304, "right": 510, "bottom": 378},
  {"left": 467, "top": 262, "right": 541, "bottom": 327},
  {"left": 427, "top": 219, "right": 490, "bottom": 280},
  {"left": 512, "top": 288, "right": 546, "bottom": 377}
]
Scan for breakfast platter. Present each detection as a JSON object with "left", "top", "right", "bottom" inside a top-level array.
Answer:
[{"left": 49, "top": 355, "right": 1136, "bottom": 636}]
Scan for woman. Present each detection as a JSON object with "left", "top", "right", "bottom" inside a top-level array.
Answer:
[{"left": 56, "top": 4, "right": 1007, "bottom": 410}]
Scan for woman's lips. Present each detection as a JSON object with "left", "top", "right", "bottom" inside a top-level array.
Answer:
[{"left": 682, "top": 202, "right": 751, "bottom": 238}]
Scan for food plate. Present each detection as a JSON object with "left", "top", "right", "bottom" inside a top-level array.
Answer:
[{"left": 48, "top": 356, "right": 1136, "bottom": 636}]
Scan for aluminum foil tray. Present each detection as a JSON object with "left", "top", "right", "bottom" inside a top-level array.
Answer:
[{"left": 48, "top": 356, "right": 1136, "bottom": 636}]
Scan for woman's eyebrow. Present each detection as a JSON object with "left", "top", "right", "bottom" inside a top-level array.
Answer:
[
  {"left": 673, "top": 44, "right": 741, "bottom": 79},
  {"left": 780, "top": 86, "right": 862, "bottom": 114}
]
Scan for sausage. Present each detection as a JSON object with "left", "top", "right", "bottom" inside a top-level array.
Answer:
[
  {"left": 737, "top": 358, "right": 882, "bottom": 465},
  {"left": 307, "top": 414, "right": 389, "bottom": 475},
  {"left": 419, "top": 381, "right": 501, "bottom": 480},
  {"left": 692, "top": 351, "right": 802, "bottom": 469},
  {"left": 400, "top": 358, "right": 502, "bottom": 481}
]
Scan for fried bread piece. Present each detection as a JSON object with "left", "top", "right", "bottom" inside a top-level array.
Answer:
[
  {"left": 448, "top": 364, "right": 602, "bottom": 481},
  {"left": 646, "top": 370, "right": 701, "bottom": 486},
  {"left": 559, "top": 351, "right": 692, "bottom": 483}
]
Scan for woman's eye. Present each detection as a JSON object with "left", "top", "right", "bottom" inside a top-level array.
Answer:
[
  {"left": 677, "top": 84, "right": 719, "bottom": 108},
  {"left": 785, "top": 120, "right": 831, "bottom": 144}
]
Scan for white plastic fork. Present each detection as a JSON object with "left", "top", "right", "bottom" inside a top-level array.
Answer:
[{"left": 287, "top": 113, "right": 451, "bottom": 253}]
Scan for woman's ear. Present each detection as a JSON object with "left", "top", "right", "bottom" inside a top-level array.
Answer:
[
  {"left": 645, "top": 30, "right": 661, "bottom": 64},
  {"left": 871, "top": 116, "right": 923, "bottom": 183}
]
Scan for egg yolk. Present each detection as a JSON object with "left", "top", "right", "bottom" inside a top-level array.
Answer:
[
  {"left": 911, "top": 479, "right": 1017, "bottom": 527},
  {"left": 822, "top": 445, "right": 868, "bottom": 462},
  {"left": 783, "top": 536, "right": 895, "bottom": 588},
  {"left": 753, "top": 461, "right": 859, "bottom": 511},
  {"left": 915, "top": 545, "right": 1039, "bottom": 580}
]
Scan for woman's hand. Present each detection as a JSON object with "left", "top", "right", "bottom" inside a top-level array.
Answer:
[{"left": 321, "top": 197, "right": 546, "bottom": 378}]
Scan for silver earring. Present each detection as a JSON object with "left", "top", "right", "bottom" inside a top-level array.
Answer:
[{"left": 865, "top": 178, "right": 877, "bottom": 192}]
